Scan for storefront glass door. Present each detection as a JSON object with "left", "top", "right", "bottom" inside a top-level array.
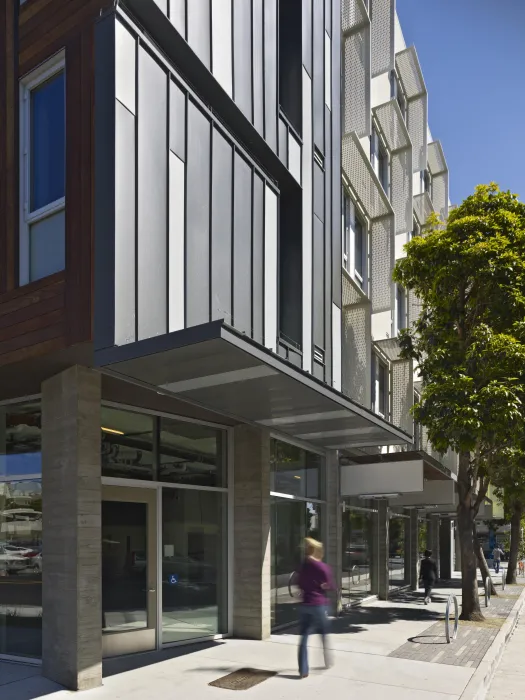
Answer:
[{"left": 101, "top": 486, "right": 157, "bottom": 657}]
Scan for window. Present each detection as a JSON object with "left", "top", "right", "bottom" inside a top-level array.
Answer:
[
  {"left": 371, "top": 127, "right": 389, "bottom": 195},
  {"left": 395, "top": 284, "right": 406, "bottom": 334},
  {"left": 343, "top": 190, "right": 367, "bottom": 287},
  {"left": 20, "top": 53, "right": 65, "bottom": 284},
  {"left": 423, "top": 168, "right": 432, "bottom": 197},
  {"left": 372, "top": 354, "right": 388, "bottom": 418}
]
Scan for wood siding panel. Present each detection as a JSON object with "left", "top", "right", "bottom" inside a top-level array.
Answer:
[{"left": 0, "top": 0, "right": 109, "bottom": 369}]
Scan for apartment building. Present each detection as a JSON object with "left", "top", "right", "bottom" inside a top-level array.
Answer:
[{"left": 0, "top": 0, "right": 485, "bottom": 690}]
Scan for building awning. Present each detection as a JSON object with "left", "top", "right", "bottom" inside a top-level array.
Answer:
[
  {"left": 345, "top": 449, "right": 455, "bottom": 483},
  {"left": 95, "top": 321, "right": 411, "bottom": 450}
]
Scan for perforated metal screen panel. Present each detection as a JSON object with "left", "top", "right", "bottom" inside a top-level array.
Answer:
[
  {"left": 432, "top": 172, "right": 448, "bottom": 222},
  {"left": 396, "top": 46, "right": 426, "bottom": 100},
  {"left": 342, "top": 132, "right": 392, "bottom": 220},
  {"left": 343, "top": 304, "right": 372, "bottom": 408},
  {"left": 408, "top": 289, "right": 422, "bottom": 327},
  {"left": 407, "top": 94, "right": 427, "bottom": 172},
  {"left": 392, "top": 149, "right": 412, "bottom": 236},
  {"left": 343, "top": 271, "right": 366, "bottom": 307},
  {"left": 428, "top": 141, "right": 447, "bottom": 176},
  {"left": 413, "top": 192, "right": 434, "bottom": 226},
  {"left": 373, "top": 99, "right": 410, "bottom": 153},
  {"left": 392, "top": 359, "right": 413, "bottom": 435},
  {"left": 370, "top": 216, "right": 394, "bottom": 313},
  {"left": 344, "top": 30, "right": 371, "bottom": 138},
  {"left": 342, "top": 0, "right": 369, "bottom": 33},
  {"left": 370, "top": 0, "right": 394, "bottom": 77}
]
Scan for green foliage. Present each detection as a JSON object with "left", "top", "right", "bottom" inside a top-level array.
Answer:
[{"left": 394, "top": 184, "right": 525, "bottom": 469}]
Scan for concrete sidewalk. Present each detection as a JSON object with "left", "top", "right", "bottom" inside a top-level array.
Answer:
[
  {"left": 487, "top": 612, "right": 525, "bottom": 699},
  {"left": 1, "top": 577, "right": 522, "bottom": 700}
]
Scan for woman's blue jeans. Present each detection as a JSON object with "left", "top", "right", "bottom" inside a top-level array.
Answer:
[{"left": 298, "top": 605, "right": 332, "bottom": 676}]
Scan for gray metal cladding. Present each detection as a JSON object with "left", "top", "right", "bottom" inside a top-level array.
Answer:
[
  {"left": 252, "top": 174, "right": 265, "bottom": 344},
  {"left": 263, "top": 0, "right": 278, "bottom": 150},
  {"left": 188, "top": 0, "right": 211, "bottom": 69},
  {"left": 114, "top": 100, "right": 136, "bottom": 346},
  {"left": 331, "top": 0, "right": 342, "bottom": 307},
  {"left": 211, "top": 130, "right": 233, "bottom": 325},
  {"left": 170, "top": 0, "right": 186, "bottom": 37},
  {"left": 186, "top": 101, "right": 211, "bottom": 327},
  {"left": 313, "top": 0, "right": 325, "bottom": 150},
  {"left": 313, "top": 214, "right": 325, "bottom": 349},
  {"left": 252, "top": 0, "right": 264, "bottom": 133},
  {"left": 233, "top": 153, "right": 253, "bottom": 336},
  {"left": 302, "top": 0, "right": 313, "bottom": 75},
  {"left": 234, "top": 0, "right": 253, "bottom": 121},
  {"left": 137, "top": 47, "right": 167, "bottom": 341},
  {"left": 314, "top": 161, "right": 325, "bottom": 222},
  {"left": 169, "top": 80, "right": 186, "bottom": 161}
]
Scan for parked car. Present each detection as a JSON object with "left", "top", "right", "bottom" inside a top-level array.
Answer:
[{"left": 0, "top": 546, "right": 33, "bottom": 575}]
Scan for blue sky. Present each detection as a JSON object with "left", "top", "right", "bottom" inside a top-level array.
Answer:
[{"left": 396, "top": 0, "right": 525, "bottom": 205}]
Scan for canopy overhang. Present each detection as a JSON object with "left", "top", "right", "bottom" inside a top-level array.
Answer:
[{"left": 95, "top": 321, "right": 411, "bottom": 451}]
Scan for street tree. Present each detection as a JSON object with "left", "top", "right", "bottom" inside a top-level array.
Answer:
[{"left": 394, "top": 184, "right": 525, "bottom": 620}]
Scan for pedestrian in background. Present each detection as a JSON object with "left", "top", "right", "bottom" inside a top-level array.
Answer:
[
  {"left": 420, "top": 549, "right": 438, "bottom": 605},
  {"left": 492, "top": 544, "right": 504, "bottom": 574},
  {"left": 297, "top": 537, "right": 334, "bottom": 679}
]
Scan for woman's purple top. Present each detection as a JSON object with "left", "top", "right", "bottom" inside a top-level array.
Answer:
[{"left": 297, "top": 558, "right": 334, "bottom": 606}]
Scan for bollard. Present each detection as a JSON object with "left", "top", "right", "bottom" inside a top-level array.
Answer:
[{"left": 445, "top": 594, "right": 459, "bottom": 643}]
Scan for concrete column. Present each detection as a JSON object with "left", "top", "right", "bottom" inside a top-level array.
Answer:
[
  {"left": 232, "top": 424, "right": 271, "bottom": 639},
  {"left": 439, "top": 518, "right": 454, "bottom": 579},
  {"left": 378, "top": 500, "right": 389, "bottom": 600},
  {"left": 409, "top": 509, "right": 420, "bottom": 590},
  {"left": 325, "top": 450, "right": 342, "bottom": 613},
  {"left": 42, "top": 366, "right": 102, "bottom": 691},
  {"left": 429, "top": 514, "right": 441, "bottom": 578}
]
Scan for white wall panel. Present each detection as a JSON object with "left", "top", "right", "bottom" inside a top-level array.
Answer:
[
  {"left": 332, "top": 303, "right": 342, "bottom": 391},
  {"left": 168, "top": 152, "right": 185, "bottom": 332},
  {"left": 264, "top": 185, "right": 278, "bottom": 352},
  {"left": 302, "top": 68, "right": 313, "bottom": 372},
  {"left": 341, "top": 460, "right": 424, "bottom": 497},
  {"left": 115, "top": 20, "right": 136, "bottom": 115},
  {"left": 212, "top": 0, "right": 233, "bottom": 96}
]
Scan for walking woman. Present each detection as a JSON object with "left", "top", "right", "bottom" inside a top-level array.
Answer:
[{"left": 297, "top": 538, "right": 334, "bottom": 679}]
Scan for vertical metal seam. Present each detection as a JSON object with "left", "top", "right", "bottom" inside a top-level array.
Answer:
[{"left": 134, "top": 35, "right": 140, "bottom": 342}]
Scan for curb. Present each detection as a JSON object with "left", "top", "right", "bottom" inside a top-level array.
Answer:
[{"left": 460, "top": 586, "right": 525, "bottom": 700}]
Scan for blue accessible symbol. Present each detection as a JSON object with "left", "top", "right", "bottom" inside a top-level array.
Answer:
[{"left": 168, "top": 574, "right": 178, "bottom": 585}]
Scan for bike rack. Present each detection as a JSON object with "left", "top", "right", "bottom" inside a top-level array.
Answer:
[
  {"left": 502, "top": 572, "right": 506, "bottom": 591},
  {"left": 288, "top": 571, "right": 298, "bottom": 598},
  {"left": 445, "top": 594, "right": 459, "bottom": 643},
  {"left": 485, "top": 577, "right": 491, "bottom": 607}
]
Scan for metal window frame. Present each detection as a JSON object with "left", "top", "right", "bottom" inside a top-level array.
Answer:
[{"left": 19, "top": 50, "right": 66, "bottom": 286}]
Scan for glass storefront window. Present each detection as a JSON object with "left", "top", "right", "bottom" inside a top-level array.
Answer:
[
  {"left": 101, "top": 407, "right": 155, "bottom": 481},
  {"left": 389, "top": 514, "right": 409, "bottom": 590},
  {"left": 270, "top": 439, "right": 323, "bottom": 499},
  {"left": 0, "top": 403, "right": 42, "bottom": 658},
  {"left": 342, "top": 500, "right": 378, "bottom": 602},
  {"left": 270, "top": 498, "right": 322, "bottom": 628},
  {"left": 161, "top": 488, "right": 227, "bottom": 643},
  {"left": 159, "top": 418, "right": 225, "bottom": 488}
]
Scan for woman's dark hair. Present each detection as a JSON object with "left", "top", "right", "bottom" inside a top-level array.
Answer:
[{"left": 424, "top": 549, "right": 432, "bottom": 558}]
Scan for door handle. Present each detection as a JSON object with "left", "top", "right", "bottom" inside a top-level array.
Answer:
[{"left": 148, "top": 588, "right": 156, "bottom": 593}]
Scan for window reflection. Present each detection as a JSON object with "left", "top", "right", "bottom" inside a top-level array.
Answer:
[
  {"left": 0, "top": 403, "right": 42, "bottom": 659},
  {"left": 389, "top": 514, "right": 408, "bottom": 589},
  {"left": 342, "top": 500, "right": 378, "bottom": 602},
  {"left": 270, "top": 439, "right": 323, "bottom": 499},
  {"left": 101, "top": 407, "right": 154, "bottom": 481},
  {"left": 159, "top": 418, "right": 225, "bottom": 488}
]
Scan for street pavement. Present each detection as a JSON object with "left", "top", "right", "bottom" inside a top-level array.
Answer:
[
  {"left": 487, "top": 611, "right": 525, "bottom": 699},
  {"left": 0, "top": 574, "right": 520, "bottom": 700}
]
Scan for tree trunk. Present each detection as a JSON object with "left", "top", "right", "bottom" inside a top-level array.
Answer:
[
  {"left": 457, "top": 452, "right": 484, "bottom": 621},
  {"left": 473, "top": 521, "right": 497, "bottom": 596},
  {"left": 507, "top": 503, "right": 523, "bottom": 585}
]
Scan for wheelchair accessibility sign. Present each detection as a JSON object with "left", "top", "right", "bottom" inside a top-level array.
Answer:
[{"left": 168, "top": 574, "right": 179, "bottom": 585}]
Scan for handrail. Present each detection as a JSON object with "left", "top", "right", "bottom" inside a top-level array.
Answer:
[
  {"left": 485, "top": 577, "right": 491, "bottom": 607},
  {"left": 445, "top": 594, "right": 459, "bottom": 643}
]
